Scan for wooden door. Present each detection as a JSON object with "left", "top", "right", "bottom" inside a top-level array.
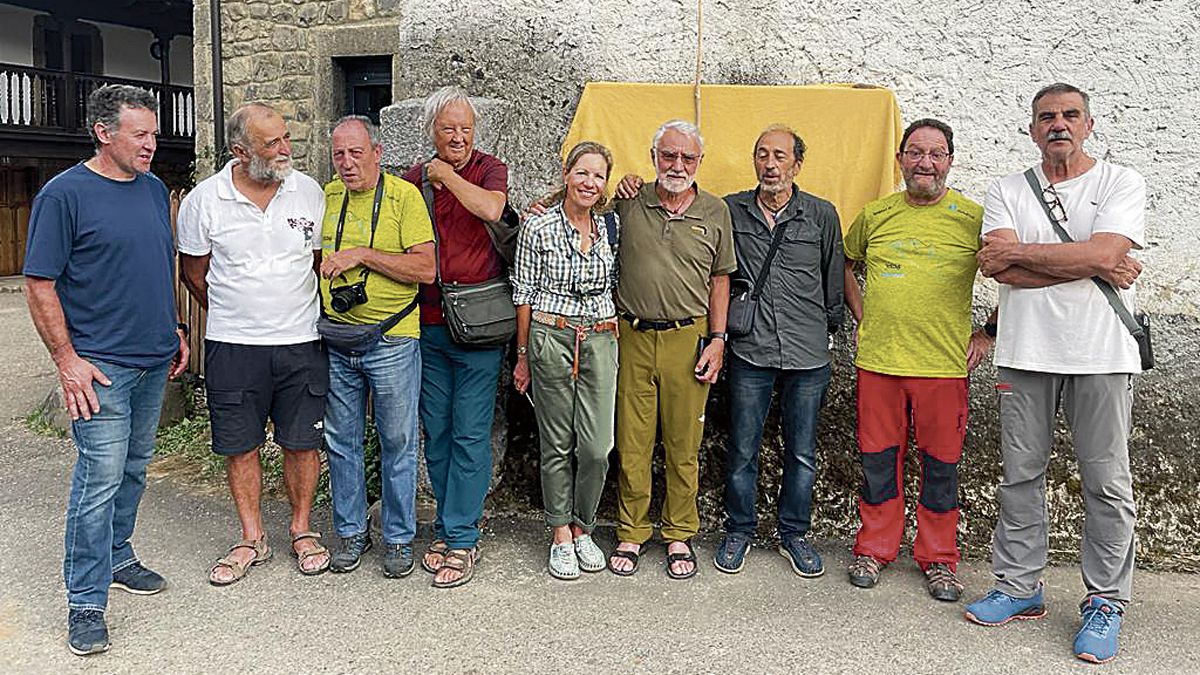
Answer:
[{"left": 0, "top": 167, "right": 35, "bottom": 277}]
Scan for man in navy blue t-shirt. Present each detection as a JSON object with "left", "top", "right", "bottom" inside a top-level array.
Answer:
[{"left": 23, "top": 84, "right": 188, "bottom": 657}]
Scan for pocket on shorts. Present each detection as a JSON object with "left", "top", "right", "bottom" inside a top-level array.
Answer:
[{"left": 206, "top": 389, "right": 255, "bottom": 455}]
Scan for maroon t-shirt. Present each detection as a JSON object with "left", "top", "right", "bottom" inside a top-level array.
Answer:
[{"left": 402, "top": 150, "right": 509, "bottom": 325}]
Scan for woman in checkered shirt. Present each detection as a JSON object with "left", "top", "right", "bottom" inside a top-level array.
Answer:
[{"left": 511, "top": 142, "right": 620, "bottom": 581}]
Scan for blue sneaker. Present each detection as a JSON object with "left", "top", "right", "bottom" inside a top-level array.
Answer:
[
  {"left": 713, "top": 533, "right": 751, "bottom": 574},
  {"left": 67, "top": 609, "right": 109, "bottom": 656},
  {"left": 1073, "top": 596, "right": 1123, "bottom": 664},
  {"left": 110, "top": 561, "right": 166, "bottom": 595},
  {"left": 964, "top": 587, "right": 1047, "bottom": 626},
  {"left": 778, "top": 535, "right": 824, "bottom": 578}
]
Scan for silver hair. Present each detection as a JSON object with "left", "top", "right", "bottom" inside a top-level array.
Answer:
[
  {"left": 225, "top": 101, "right": 277, "bottom": 150},
  {"left": 421, "top": 86, "right": 479, "bottom": 142},
  {"left": 333, "top": 114, "right": 382, "bottom": 147},
  {"left": 651, "top": 119, "right": 705, "bottom": 154},
  {"left": 86, "top": 84, "right": 158, "bottom": 149}
]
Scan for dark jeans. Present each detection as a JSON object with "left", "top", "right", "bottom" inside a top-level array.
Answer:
[{"left": 723, "top": 356, "right": 831, "bottom": 538}]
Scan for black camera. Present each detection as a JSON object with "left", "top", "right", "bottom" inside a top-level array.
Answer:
[{"left": 329, "top": 280, "right": 368, "bottom": 313}]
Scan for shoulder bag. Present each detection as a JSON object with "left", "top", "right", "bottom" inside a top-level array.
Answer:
[
  {"left": 727, "top": 217, "right": 790, "bottom": 338},
  {"left": 1022, "top": 168, "right": 1153, "bottom": 370},
  {"left": 421, "top": 165, "right": 516, "bottom": 346}
]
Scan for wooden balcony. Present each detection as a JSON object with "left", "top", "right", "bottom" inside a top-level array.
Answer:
[{"left": 0, "top": 62, "right": 194, "bottom": 159}]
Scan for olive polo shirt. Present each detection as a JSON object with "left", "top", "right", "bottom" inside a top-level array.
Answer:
[{"left": 614, "top": 182, "right": 736, "bottom": 321}]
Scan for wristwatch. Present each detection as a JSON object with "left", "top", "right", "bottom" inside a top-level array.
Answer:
[
  {"left": 176, "top": 322, "right": 190, "bottom": 338},
  {"left": 516, "top": 345, "right": 528, "bottom": 356},
  {"left": 983, "top": 322, "right": 998, "bottom": 338},
  {"left": 709, "top": 331, "right": 728, "bottom": 342}
]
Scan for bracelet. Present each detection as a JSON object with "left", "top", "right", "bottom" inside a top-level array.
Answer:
[
  {"left": 516, "top": 345, "right": 528, "bottom": 356},
  {"left": 176, "top": 322, "right": 190, "bottom": 338},
  {"left": 708, "top": 331, "right": 728, "bottom": 342}
]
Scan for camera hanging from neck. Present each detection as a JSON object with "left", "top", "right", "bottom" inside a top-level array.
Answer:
[{"left": 333, "top": 173, "right": 387, "bottom": 284}]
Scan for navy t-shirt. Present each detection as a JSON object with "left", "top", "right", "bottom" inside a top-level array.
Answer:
[{"left": 24, "top": 163, "right": 178, "bottom": 368}]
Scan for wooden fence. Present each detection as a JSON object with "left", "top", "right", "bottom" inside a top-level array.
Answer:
[{"left": 170, "top": 189, "right": 206, "bottom": 375}]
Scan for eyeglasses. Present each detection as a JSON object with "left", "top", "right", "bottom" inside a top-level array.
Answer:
[
  {"left": 1042, "top": 183, "right": 1068, "bottom": 225},
  {"left": 655, "top": 150, "right": 700, "bottom": 167},
  {"left": 901, "top": 149, "right": 951, "bottom": 163}
]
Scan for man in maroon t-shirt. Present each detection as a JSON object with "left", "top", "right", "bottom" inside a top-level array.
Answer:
[{"left": 401, "top": 86, "right": 508, "bottom": 589}]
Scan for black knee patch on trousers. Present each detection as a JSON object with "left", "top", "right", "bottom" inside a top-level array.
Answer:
[
  {"left": 920, "top": 452, "right": 958, "bottom": 513},
  {"left": 860, "top": 446, "right": 899, "bottom": 505}
]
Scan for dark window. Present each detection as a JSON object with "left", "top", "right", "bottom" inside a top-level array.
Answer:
[{"left": 335, "top": 56, "right": 392, "bottom": 125}]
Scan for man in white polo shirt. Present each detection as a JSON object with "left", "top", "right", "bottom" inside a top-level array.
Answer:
[{"left": 177, "top": 102, "right": 330, "bottom": 585}]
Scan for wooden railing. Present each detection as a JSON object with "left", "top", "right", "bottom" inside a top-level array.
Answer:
[
  {"left": 169, "top": 189, "right": 206, "bottom": 375},
  {"left": 0, "top": 63, "right": 194, "bottom": 138}
]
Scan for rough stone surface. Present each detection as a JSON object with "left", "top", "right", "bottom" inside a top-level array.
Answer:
[{"left": 190, "top": 0, "right": 1200, "bottom": 565}]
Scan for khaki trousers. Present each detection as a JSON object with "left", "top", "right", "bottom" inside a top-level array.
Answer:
[{"left": 615, "top": 316, "right": 710, "bottom": 543}]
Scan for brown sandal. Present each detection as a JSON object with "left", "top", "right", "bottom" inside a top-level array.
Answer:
[
  {"left": 209, "top": 538, "right": 272, "bottom": 587},
  {"left": 422, "top": 539, "right": 449, "bottom": 574},
  {"left": 432, "top": 547, "right": 478, "bottom": 589},
  {"left": 291, "top": 531, "right": 330, "bottom": 576}
]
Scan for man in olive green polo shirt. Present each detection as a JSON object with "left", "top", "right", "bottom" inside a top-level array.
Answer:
[{"left": 607, "top": 119, "right": 736, "bottom": 580}]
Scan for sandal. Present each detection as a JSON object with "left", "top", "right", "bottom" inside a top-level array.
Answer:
[
  {"left": 607, "top": 545, "right": 641, "bottom": 577},
  {"left": 666, "top": 540, "right": 698, "bottom": 580},
  {"left": 290, "top": 531, "right": 330, "bottom": 576},
  {"left": 209, "top": 538, "right": 272, "bottom": 587},
  {"left": 422, "top": 539, "right": 449, "bottom": 574},
  {"left": 432, "top": 547, "right": 478, "bottom": 589}
]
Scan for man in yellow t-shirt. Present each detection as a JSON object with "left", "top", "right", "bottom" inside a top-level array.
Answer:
[
  {"left": 842, "top": 118, "right": 993, "bottom": 602},
  {"left": 319, "top": 115, "right": 435, "bottom": 578}
]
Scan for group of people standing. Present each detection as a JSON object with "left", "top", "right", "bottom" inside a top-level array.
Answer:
[{"left": 26, "top": 81, "right": 1145, "bottom": 667}]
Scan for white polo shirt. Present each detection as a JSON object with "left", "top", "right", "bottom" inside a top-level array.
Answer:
[
  {"left": 982, "top": 160, "right": 1146, "bottom": 374},
  {"left": 177, "top": 160, "right": 325, "bottom": 345}
]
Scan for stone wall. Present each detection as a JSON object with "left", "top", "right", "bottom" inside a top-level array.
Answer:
[{"left": 193, "top": 0, "right": 1200, "bottom": 567}]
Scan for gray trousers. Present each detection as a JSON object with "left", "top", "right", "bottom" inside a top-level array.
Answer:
[
  {"left": 992, "top": 367, "right": 1136, "bottom": 604},
  {"left": 529, "top": 321, "right": 618, "bottom": 532}
]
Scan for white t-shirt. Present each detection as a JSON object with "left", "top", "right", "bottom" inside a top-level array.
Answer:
[
  {"left": 982, "top": 160, "right": 1146, "bottom": 374},
  {"left": 176, "top": 161, "right": 325, "bottom": 345}
]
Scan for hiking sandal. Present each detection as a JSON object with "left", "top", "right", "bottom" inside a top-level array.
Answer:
[
  {"left": 291, "top": 531, "right": 330, "bottom": 576},
  {"left": 422, "top": 539, "right": 449, "bottom": 574},
  {"left": 209, "top": 538, "right": 272, "bottom": 587},
  {"left": 432, "top": 548, "right": 478, "bottom": 589},
  {"left": 608, "top": 547, "right": 641, "bottom": 577},
  {"left": 666, "top": 540, "right": 698, "bottom": 580}
]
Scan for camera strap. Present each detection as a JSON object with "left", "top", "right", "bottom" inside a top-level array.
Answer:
[{"left": 333, "top": 173, "right": 386, "bottom": 283}]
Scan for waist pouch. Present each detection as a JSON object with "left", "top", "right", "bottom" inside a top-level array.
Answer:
[
  {"left": 317, "top": 299, "right": 417, "bottom": 356},
  {"left": 441, "top": 278, "right": 516, "bottom": 346}
]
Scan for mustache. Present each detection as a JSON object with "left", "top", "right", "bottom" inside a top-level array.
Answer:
[{"left": 1047, "top": 130, "right": 1072, "bottom": 142}]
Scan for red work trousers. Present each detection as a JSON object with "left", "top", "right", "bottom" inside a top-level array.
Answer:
[{"left": 852, "top": 368, "right": 967, "bottom": 570}]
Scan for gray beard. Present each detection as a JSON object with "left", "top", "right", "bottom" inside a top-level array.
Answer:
[{"left": 248, "top": 154, "right": 292, "bottom": 183}]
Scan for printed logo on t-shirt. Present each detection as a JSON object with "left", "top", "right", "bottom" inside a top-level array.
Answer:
[{"left": 288, "top": 217, "right": 316, "bottom": 247}]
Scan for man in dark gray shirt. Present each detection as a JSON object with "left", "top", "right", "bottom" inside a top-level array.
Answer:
[{"left": 713, "top": 124, "right": 844, "bottom": 576}]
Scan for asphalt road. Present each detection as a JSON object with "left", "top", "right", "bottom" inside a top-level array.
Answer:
[{"left": 0, "top": 289, "right": 1196, "bottom": 674}]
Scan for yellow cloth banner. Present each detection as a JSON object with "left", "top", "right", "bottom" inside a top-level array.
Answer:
[{"left": 562, "top": 82, "right": 903, "bottom": 228}]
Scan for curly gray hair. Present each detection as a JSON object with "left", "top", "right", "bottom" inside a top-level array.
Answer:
[{"left": 86, "top": 84, "right": 159, "bottom": 149}]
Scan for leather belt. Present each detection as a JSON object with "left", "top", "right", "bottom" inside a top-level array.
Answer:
[
  {"left": 531, "top": 311, "right": 618, "bottom": 379},
  {"left": 618, "top": 311, "right": 696, "bottom": 331}
]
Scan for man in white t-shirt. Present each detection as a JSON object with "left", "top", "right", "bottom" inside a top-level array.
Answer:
[
  {"left": 177, "top": 102, "right": 331, "bottom": 585},
  {"left": 963, "top": 83, "right": 1146, "bottom": 665}
]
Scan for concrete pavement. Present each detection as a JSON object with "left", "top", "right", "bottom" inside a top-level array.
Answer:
[{"left": 0, "top": 291, "right": 1196, "bottom": 674}]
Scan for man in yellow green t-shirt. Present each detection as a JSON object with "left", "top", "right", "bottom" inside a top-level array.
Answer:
[
  {"left": 319, "top": 115, "right": 435, "bottom": 578},
  {"left": 842, "top": 118, "right": 994, "bottom": 602}
]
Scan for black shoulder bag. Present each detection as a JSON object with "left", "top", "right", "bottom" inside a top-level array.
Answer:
[
  {"left": 1022, "top": 168, "right": 1153, "bottom": 370},
  {"left": 317, "top": 175, "right": 419, "bottom": 356},
  {"left": 727, "top": 218, "right": 790, "bottom": 338},
  {"left": 421, "top": 165, "right": 516, "bottom": 346}
]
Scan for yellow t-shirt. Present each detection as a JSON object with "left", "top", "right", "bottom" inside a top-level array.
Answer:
[
  {"left": 844, "top": 189, "right": 983, "bottom": 378},
  {"left": 321, "top": 173, "right": 434, "bottom": 338}
]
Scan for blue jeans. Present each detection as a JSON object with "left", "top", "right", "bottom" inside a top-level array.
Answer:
[
  {"left": 419, "top": 325, "right": 503, "bottom": 549},
  {"left": 64, "top": 358, "right": 170, "bottom": 612},
  {"left": 325, "top": 336, "right": 421, "bottom": 545},
  {"left": 724, "top": 356, "right": 831, "bottom": 538}
]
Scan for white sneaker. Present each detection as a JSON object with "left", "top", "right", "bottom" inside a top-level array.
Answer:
[
  {"left": 548, "top": 542, "right": 579, "bottom": 580},
  {"left": 573, "top": 534, "right": 606, "bottom": 573}
]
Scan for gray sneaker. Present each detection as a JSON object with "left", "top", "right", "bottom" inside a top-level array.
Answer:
[
  {"left": 382, "top": 543, "right": 415, "bottom": 578},
  {"left": 548, "top": 542, "right": 580, "bottom": 580},
  {"left": 573, "top": 534, "right": 606, "bottom": 573},
  {"left": 330, "top": 532, "right": 372, "bottom": 573}
]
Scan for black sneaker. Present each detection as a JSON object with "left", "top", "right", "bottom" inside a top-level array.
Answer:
[
  {"left": 67, "top": 609, "right": 109, "bottom": 656},
  {"left": 110, "top": 562, "right": 167, "bottom": 595},
  {"left": 330, "top": 532, "right": 372, "bottom": 573},
  {"left": 382, "top": 543, "right": 415, "bottom": 578}
]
